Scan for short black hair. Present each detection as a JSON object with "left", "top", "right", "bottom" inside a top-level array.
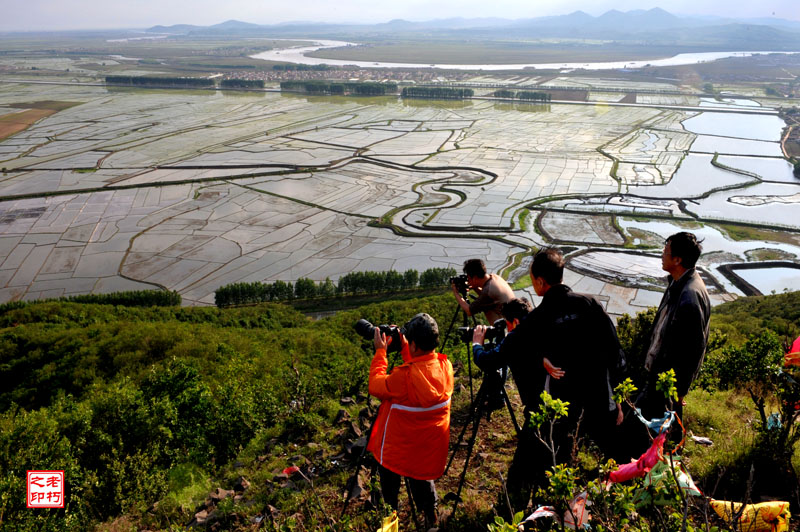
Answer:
[
  {"left": 666, "top": 232, "right": 702, "bottom": 269},
  {"left": 403, "top": 313, "right": 439, "bottom": 351},
  {"left": 501, "top": 298, "right": 533, "bottom": 322},
  {"left": 463, "top": 258, "right": 487, "bottom": 278},
  {"left": 530, "top": 247, "right": 564, "bottom": 286}
]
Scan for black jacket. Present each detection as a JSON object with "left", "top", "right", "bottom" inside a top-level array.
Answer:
[
  {"left": 645, "top": 268, "right": 711, "bottom": 397},
  {"left": 474, "top": 284, "right": 625, "bottom": 419}
]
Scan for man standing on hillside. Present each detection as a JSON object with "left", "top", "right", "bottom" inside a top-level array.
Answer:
[
  {"left": 637, "top": 232, "right": 711, "bottom": 423},
  {"left": 470, "top": 248, "right": 625, "bottom": 513},
  {"left": 452, "top": 258, "right": 515, "bottom": 324},
  {"left": 367, "top": 313, "right": 454, "bottom": 530}
]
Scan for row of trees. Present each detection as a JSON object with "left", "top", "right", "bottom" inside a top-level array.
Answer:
[
  {"left": 515, "top": 90, "right": 553, "bottom": 102},
  {"left": 105, "top": 76, "right": 215, "bottom": 88},
  {"left": 214, "top": 267, "right": 457, "bottom": 308},
  {"left": 279, "top": 81, "right": 397, "bottom": 95},
  {"left": 220, "top": 79, "right": 265, "bottom": 89},
  {"left": 272, "top": 64, "right": 333, "bottom": 71},
  {"left": 401, "top": 87, "right": 474, "bottom": 99},
  {"left": 0, "top": 289, "right": 181, "bottom": 313},
  {"left": 492, "top": 89, "right": 552, "bottom": 102}
]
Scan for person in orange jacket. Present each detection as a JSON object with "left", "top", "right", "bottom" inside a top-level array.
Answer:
[{"left": 366, "top": 313, "right": 454, "bottom": 529}]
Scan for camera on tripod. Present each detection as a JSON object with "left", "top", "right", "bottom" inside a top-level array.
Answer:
[
  {"left": 456, "top": 318, "right": 507, "bottom": 344},
  {"left": 354, "top": 319, "right": 405, "bottom": 353},
  {"left": 450, "top": 274, "right": 469, "bottom": 297}
]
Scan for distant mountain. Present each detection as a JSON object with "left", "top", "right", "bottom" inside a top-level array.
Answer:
[
  {"left": 146, "top": 23, "right": 201, "bottom": 34},
  {"left": 376, "top": 17, "right": 514, "bottom": 30},
  {"left": 142, "top": 8, "right": 800, "bottom": 49},
  {"left": 209, "top": 19, "right": 262, "bottom": 30}
]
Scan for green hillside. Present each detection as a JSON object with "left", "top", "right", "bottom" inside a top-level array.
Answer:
[{"left": 1, "top": 291, "right": 798, "bottom": 531}]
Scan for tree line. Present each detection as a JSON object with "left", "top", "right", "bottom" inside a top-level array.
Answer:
[
  {"left": 272, "top": 64, "right": 333, "bottom": 71},
  {"left": 106, "top": 76, "right": 267, "bottom": 90},
  {"left": 0, "top": 289, "right": 181, "bottom": 313},
  {"left": 401, "top": 87, "right": 474, "bottom": 99},
  {"left": 279, "top": 81, "right": 397, "bottom": 95},
  {"left": 493, "top": 89, "right": 552, "bottom": 102},
  {"left": 105, "top": 76, "right": 215, "bottom": 88},
  {"left": 213, "top": 267, "right": 457, "bottom": 308}
]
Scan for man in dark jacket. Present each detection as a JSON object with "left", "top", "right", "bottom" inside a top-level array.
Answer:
[
  {"left": 471, "top": 247, "right": 625, "bottom": 513},
  {"left": 637, "top": 232, "right": 711, "bottom": 422}
]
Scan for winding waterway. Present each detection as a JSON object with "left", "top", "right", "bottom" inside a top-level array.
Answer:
[{"left": 251, "top": 40, "right": 800, "bottom": 71}]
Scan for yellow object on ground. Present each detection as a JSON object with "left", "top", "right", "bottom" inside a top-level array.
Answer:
[
  {"left": 377, "top": 511, "right": 399, "bottom": 532},
  {"left": 710, "top": 499, "right": 791, "bottom": 532}
]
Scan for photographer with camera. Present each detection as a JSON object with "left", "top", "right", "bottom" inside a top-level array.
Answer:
[
  {"left": 365, "top": 313, "right": 454, "bottom": 529},
  {"left": 469, "top": 248, "right": 626, "bottom": 513},
  {"left": 452, "top": 258, "right": 515, "bottom": 324},
  {"left": 470, "top": 298, "right": 535, "bottom": 415}
]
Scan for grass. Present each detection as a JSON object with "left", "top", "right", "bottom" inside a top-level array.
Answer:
[
  {"left": 714, "top": 223, "right": 800, "bottom": 246},
  {"left": 683, "top": 389, "right": 757, "bottom": 484}
]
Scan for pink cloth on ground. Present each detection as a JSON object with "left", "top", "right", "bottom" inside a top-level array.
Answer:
[{"left": 608, "top": 432, "right": 666, "bottom": 483}]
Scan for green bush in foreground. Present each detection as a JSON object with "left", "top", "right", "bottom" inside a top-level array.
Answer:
[{"left": 0, "top": 291, "right": 798, "bottom": 530}]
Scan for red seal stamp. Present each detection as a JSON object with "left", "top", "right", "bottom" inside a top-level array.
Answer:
[{"left": 26, "top": 471, "right": 64, "bottom": 508}]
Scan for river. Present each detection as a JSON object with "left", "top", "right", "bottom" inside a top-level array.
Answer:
[{"left": 251, "top": 40, "right": 800, "bottom": 71}]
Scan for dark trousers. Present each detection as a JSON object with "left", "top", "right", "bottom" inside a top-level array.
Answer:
[
  {"left": 505, "top": 407, "right": 620, "bottom": 515},
  {"left": 633, "top": 384, "right": 684, "bottom": 454},
  {"left": 506, "top": 420, "right": 568, "bottom": 515},
  {"left": 378, "top": 465, "right": 438, "bottom": 526}
]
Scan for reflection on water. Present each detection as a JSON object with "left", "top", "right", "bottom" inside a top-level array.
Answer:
[
  {"left": 716, "top": 156, "right": 799, "bottom": 183},
  {"left": 625, "top": 153, "right": 754, "bottom": 198},
  {"left": 493, "top": 102, "right": 551, "bottom": 113},
  {"left": 617, "top": 218, "right": 800, "bottom": 260},
  {"left": 735, "top": 267, "right": 800, "bottom": 294},
  {"left": 104, "top": 87, "right": 220, "bottom": 97},
  {"left": 617, "top": 218, "right": 800, "bottom": 294},
  {"left": 682, "top": 112, "right": 784, "bottom": 142},
  {"left": 690, "top": 135, "right": 782, "bottom": 156},
  {"left": 687, "top": 181, "right": 800, "bottom": 228},
  {"left": 279, "top": 92, "right": 399, "bottom": 107},
  {"left": 401, "top": 98, "right": 474, "bottom": 109},
  {"left": 699, "top": 97, "right": 762, "bottom": 108}
]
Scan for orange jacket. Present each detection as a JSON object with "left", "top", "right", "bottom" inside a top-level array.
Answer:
[{"left": 366, "top": 347, "right": 454, "bottom": 480}]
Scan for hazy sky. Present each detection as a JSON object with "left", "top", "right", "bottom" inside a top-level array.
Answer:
[{"left": 2, "top": 0, "right": 799, "bottom": 32}]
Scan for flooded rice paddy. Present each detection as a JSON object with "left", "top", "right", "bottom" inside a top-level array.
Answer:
[{"left": 0, "top": 79, "right": 797, "bottom": 310}]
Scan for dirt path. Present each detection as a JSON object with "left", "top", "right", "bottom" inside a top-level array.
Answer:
[{"left": 0, "top": 108, "right": 57, "bottom": 142}]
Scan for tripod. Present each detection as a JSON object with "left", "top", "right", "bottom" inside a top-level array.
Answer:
[
  {"left": 444, "top": 361, "right": 521, "bottom": 519},
  {"left": 442, "top": 296, "right": 478, "bottom": 404}
]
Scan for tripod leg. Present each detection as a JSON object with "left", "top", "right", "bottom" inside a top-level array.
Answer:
[
  {"left": 441, "top": 303, "right": 463, "bottom": 348},
  {"left": 502, "top": 387, "right": 521, "bottom": 435},
  {"left": 466, "top": 342, "right": 474, "bottom": 404},
  {"left": 450, "top": 402, "right": 483, "bottom": 521},
  {"left": 444, "top": 386, "right": 485, "bottom": 476}
]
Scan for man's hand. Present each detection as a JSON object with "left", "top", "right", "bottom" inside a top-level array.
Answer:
[
  {"left": 615, "top": 403, "right": 624, "bottom": 426},
  {"left": 678, "top": 395, "right": 687, "bottom": 407},
  {"left": 472, "top": 324, "right": 487, "bottom": 345},
  {"left": 451, "top": 282, "right": 462, "bottom": 298},
  {"left": 543, "top": 357, "right": 565, "bottom": 379},
  {"left": 373, "top": 328, "right": 388, "bottom": 350}
]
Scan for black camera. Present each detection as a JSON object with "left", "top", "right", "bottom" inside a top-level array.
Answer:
[
  {"left": 354, "top": 319, "right": 405, "bottom": 353},
  {"left": 457, "top": 318, "right": 507, "bottom": 344},
  {"left": 450, "top": 274, "right": 469, "bottom": 296}
]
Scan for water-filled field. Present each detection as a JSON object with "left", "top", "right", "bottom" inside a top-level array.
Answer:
[{"left": 1, "top": 80, "right": 798, "bottom": 310}]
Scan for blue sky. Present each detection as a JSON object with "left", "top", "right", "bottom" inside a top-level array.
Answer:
[{"left": 1, "top": 0, "right": 798, "bottom": 32}]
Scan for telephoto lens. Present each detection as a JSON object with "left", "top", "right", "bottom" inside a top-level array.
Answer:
[{"left": 354, "top": 319, "right": 403, "bottom": 353}]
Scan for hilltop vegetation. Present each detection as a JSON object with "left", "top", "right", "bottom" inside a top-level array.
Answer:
[{"left": 1, "top": 291, "right": 798, "bottom": 531}]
